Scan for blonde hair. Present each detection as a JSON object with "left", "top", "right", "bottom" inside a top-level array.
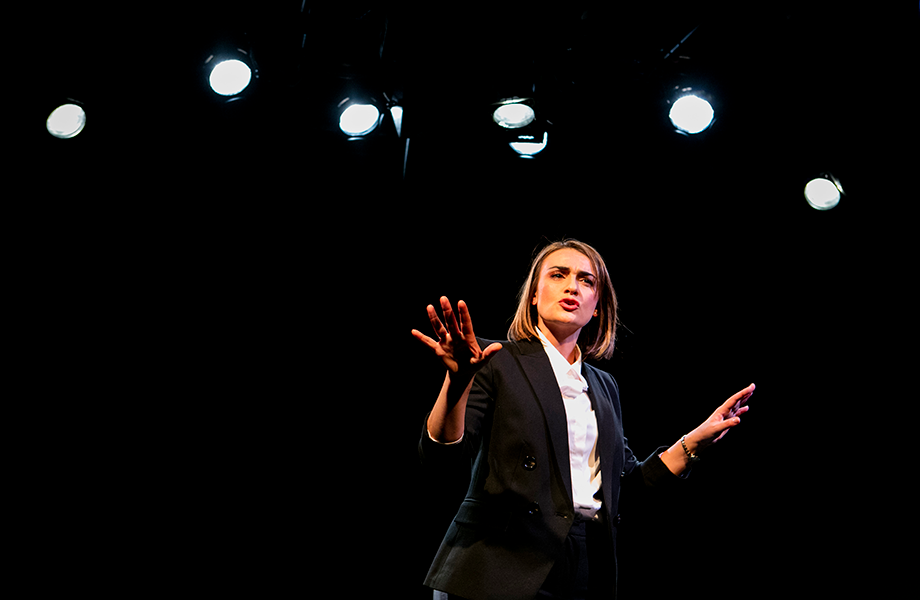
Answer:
[{"left": 507, "top": 239, "right": 618, "bottom": 361}]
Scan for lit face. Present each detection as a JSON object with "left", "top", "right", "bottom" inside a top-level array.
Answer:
[{"left": 532, "top": 248, "right": 600, "bottom": 341}]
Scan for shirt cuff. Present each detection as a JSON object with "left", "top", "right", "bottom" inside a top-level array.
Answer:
[{"left": 427, "top": 428, "right": 464, "bottom": 445}]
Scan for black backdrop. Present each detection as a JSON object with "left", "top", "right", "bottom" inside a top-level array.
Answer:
[{"left": 13, "top": 2, "right": 914, "bottom": 598}]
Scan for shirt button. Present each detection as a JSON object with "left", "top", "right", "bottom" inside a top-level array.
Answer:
[{"left": 523, "top": 456, "right": 537, "bottom": 470}]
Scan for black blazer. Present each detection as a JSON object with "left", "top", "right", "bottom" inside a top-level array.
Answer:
[{"left": 419, "top": 337, "right": 678, "bottom": 600}]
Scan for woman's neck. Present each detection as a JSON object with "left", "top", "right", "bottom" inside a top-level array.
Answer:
[{"left": 537, "top": 322, "right": 580, "bottom": 365}]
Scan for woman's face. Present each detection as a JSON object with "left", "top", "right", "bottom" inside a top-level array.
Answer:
[{"left": 532, "top": 248, "right": 600, "bottom": 340}]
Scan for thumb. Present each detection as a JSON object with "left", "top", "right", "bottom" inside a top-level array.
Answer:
[
  {"left": 472, "top": 342, "right": 503, "bottom": 366},
  {"left": 484, "top": 342, "right": 503, "bottom": 356}
]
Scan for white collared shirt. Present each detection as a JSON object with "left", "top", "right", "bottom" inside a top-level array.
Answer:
[{"left": 537, "top": 328, "right": 602, "bottom": 518}]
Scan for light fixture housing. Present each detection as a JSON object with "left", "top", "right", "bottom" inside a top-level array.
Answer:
[
  {"left": 667, "top": 85, "right": 717, "bottom": 136},
  {"left": 46, "top": 101, "right": 86, "bottom": 139},
  {"left": 489, "top": 97, "right": 549, "bottom": 158},
  {"left": 509, "top": 132, "right": 548, "bottom": 158},
  {"left": 338, "top": 100, "right": 383, "bottom": 137},
  {"left": 668, "top": 90, "right": 716, "bottom": 135},
  {"left": 492, "top": 97, "right": 536, "bottom": 129},
  {"left": 204, "top": 47, "right": 258, "bottom": 100},
  {"left": 804, "top": 174, "right": 844, "bottom": 210},
  {"left": 209, "top": 59, "right": 252, "bottom": 96}
]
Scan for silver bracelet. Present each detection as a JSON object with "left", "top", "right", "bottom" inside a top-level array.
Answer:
[{"left": 680, "top": 435, "right": 700, "bottom": 462}]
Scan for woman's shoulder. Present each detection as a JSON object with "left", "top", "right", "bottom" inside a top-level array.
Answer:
[{"left": 582, "top": 361, "right": 619, "bottom": 392}]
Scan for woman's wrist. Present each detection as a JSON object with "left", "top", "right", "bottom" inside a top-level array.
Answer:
[{"left": 680, "top": 435, "right": 701, "bottom": 463}]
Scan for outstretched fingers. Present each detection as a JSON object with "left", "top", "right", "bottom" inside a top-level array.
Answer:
[
  {"left": 439, "top": 296, "right": 463, "bottom": 340},
  {"left": 425, "top": 303, "right": 446, "bottom": 339},
  {"left": 410, "top": 301, "right": 452, "bottom": 353},
  {"left": 721, "top": 383, "right": 755, "bottom": 414},
  {"left": 457, "top": 300, "right": 478, "bottom": 340},
  {"left": 411, "top": 326, "right": 441, "bottom": 352},
  {"left": 412, "top": 297, "right": 502, "bottom": 374},
  {"left": 710, "top": 383, "right": 755, "bottom": 440}
]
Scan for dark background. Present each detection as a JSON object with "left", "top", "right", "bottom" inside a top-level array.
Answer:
[{"left": 14, "top": 2, "right": 913, "bottom": 598}]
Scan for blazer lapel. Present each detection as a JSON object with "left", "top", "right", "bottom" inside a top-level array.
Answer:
[{"left": 515, "top": 338, "right": 574, "bottom": 507}]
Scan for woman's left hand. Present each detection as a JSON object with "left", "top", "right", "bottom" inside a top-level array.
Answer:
[{"left": 685, "top": 383, "right": 755, "bottom": 453}]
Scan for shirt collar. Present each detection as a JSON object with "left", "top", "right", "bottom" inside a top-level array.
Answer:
[{"left": 536, "top": 327, "right": 585, "bottom": 382}]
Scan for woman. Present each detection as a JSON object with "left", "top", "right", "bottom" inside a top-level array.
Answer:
[{"left": 412, "top": 239, "right": 754, "bottom": 600}]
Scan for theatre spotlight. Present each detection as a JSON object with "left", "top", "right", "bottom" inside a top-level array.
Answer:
[
  {"left": 804, "top": 174, "right": 844, "bottom": 210},
  {"left": 668, "top": 91, "right": 715, "bottom": 135},
  {"left": 338, "top": 101, "right": 382, "bottom": 137},
  {"left": 492, "top": 98, "right": 536, "bottom": 129},
  {"left": 209, "top": 59, "right": 251, "bottom": 96},
  {"left": 510, "top": 132, "right": 548, "bottom": 158},
  {"left": 46, "top": 102, "right": 86, "bottom": 139},
  {"left": 204, "top": 47, "right": 258, "bottom": 99},
  {"left": 489, "top": 97, "right": 547, "bottom": 158}
]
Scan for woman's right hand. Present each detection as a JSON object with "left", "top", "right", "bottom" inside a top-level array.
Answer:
[{"left": 411, "top": 296, "right": 502, "bottom": 381}]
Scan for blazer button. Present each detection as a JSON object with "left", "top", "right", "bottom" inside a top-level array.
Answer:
[{"left": 523, "top": 456, "right": 537, "bottom": 471}]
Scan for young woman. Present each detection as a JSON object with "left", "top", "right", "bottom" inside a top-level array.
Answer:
[{"left": 412, "top": 239, "right": 754, "bottom": 600}]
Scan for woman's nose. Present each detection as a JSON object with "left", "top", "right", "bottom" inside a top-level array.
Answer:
[{"left": 564, "top": 276, "right": 578, "bottom": 294}]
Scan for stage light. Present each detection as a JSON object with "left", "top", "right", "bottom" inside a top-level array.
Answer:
[
  {"left": 510, "top": 132, "right": 548, "bottom": 158},
  {"left": 46, "top": 103, "right": 86, "bottom": 139},
  {"left": 208, "top": 59, "right": 253, "bottom": 96},
  {"left": 669, "top": 94, "right": 715, "bottom": 134},
  {"left": 804, "top": 175, "right": 843, "bottom": 210},
  {"left": 493, "top": 99, "right": 535, "bottom": 129},
  {"left": 204, "top": 43, "right": 258, "bottom": 101},
  {"left": 339, "top": 103, "right": 381, "bottom": 137}
]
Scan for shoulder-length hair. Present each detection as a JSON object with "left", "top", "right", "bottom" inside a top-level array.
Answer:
[{"left": 507, "top": 239, "right": 618, "bottom": 361}]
